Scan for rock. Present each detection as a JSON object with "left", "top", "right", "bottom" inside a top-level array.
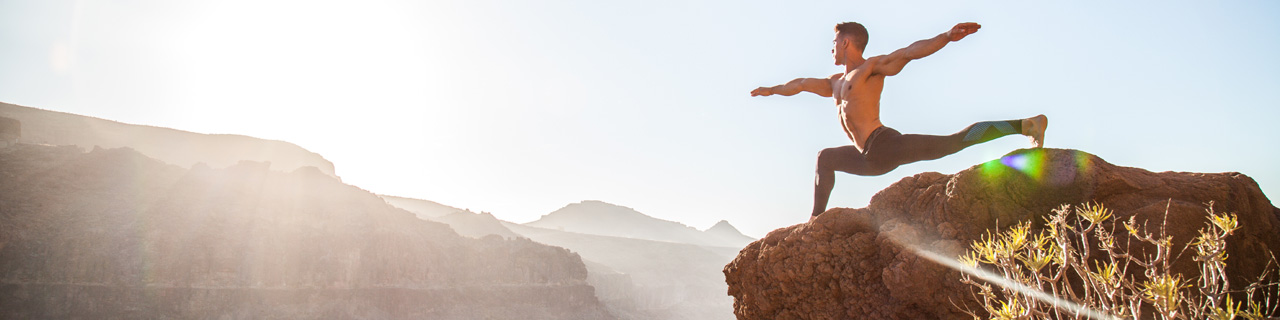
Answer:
[{"left": 723, "top": 148, "right": 1280, "bottom": 319}]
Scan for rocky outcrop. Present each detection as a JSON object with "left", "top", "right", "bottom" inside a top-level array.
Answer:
[
  {"left": 724, "top": 148, "right": 1280, "bottom": 319},
  {"left": 0, "top": 144, "right": 613, "bottom": 319},
  {"left": 0, "top": 102, "right": 337, "bottom": 177}
]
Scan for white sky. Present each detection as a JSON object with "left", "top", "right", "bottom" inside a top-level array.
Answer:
[{"left": 3, "top": 0, "right": 1278, "bottom": 238}]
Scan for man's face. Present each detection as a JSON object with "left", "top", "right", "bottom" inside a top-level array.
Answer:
[{"left": 832, "top": 33, "right": 846, "bottom": 66}]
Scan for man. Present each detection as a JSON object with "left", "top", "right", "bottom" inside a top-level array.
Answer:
[{"left": 751, "top": 22, "right": 1048, "bottom": 219}]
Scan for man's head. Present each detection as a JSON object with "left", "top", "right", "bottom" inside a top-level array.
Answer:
[{"left": 833, "top": 22, "right": 868, "bottom": 65}]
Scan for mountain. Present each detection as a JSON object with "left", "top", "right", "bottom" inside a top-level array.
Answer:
[
  {"left": 526, "top": 200, "right": 754, "bottom": 248},
  {"left": 378, "top": 195, "right": 521, "bottom": 240},
  {"left": 504, "top": 222, "right": 738, "bottom": 320},
  {"left": 0, "top": 102, "right": 336, "bottom": 177},
  {"left": 0, "top": 144, "right": 613, "bottom": 319},
  {"left": 381, "top": 194, "right": 469, "bottom": 220},
  {"left": 380, "top": 197, "right": 739, "bottom": 320},
  {"left": 435, "top": 211, "right": 523, "bottom": 240},
  {"left": 704, "top": 220, "right": 754, "bottom": 247},
  {"left": 724, "top": 148, "right": 1280, "bottom": 319}
]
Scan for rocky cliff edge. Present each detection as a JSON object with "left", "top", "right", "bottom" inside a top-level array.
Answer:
[{"left": 724, "top": 148, "right": 1280, "bottom": 319}]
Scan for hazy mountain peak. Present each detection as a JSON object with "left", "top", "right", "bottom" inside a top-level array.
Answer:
[
  {"left": 553, "top": 200, "right": 647, "bottom": 218},
  {"left": 707, "top": 220, "right": 739, "bottom": 233},
  {"left": 528, "top": 200, "right": 754, "bottom": 248},
  {"left": 704, "top": 220, "right": 755, "bottom": 248},
  {"left": 535, "top": 201, "right": 673, "bottom": 226}
]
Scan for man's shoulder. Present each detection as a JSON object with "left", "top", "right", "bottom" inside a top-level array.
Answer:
[
  {"left": 851, "top": 57, "right": 890, "bottom": 80},
  {"left": 862, "top": 56, "right": 888, "bottom": 70}
]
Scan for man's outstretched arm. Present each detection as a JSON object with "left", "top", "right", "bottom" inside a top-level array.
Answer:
[
  {"left": 872, "top": 22, "right": 981, "bottom": 76},
  {"left": 751, "top": 75, "right": 838, "bottom": 97}
]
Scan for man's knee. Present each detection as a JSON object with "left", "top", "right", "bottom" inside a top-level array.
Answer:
[{"left": 816, "top": 148, "right": 840, "bottom": 170}]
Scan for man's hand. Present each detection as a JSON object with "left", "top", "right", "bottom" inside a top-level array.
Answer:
[
  {"left": 750, "top": 87, "right": 774, "bottom": 97},
  {"left": 947, "top": 22, "right": 981, "bottom": 42}
]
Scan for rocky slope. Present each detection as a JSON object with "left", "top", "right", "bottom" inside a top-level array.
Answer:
[
  {"left": 0, "top": 144, "right": 613, "bottom": 319},
  {"left": 0, "top": 102, "right": 337, "bottom": 178},
  {"left": 724, "top": 148, "right": 1280, "bottom": 319}
]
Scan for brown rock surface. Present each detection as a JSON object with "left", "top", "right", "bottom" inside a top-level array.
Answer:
[
  {"left": 724, "top": 148, "right": 1280, "bottom": 319},
  {"left": 0, "top": 144, "right": 613, "bottom": 319}
]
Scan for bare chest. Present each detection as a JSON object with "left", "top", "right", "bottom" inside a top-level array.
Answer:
[{"left": 832, "top": 71, "right": 882, "bottom": 107}]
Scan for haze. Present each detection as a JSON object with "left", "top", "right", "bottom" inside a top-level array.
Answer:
[{"left": 2, "top": 0, "right": 1278, "bottom": 238}]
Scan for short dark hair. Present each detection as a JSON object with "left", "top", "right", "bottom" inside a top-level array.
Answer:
[{"left": 834, "top": 22, "right": 868, "bottom": 52}]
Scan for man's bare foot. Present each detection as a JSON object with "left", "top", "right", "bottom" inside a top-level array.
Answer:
[{"left": 1022, "top": 114, "right": 1048, "bottom": 148}]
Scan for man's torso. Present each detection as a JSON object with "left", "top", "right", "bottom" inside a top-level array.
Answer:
[{"left": 831, "top": 58, "right": 885, "bottom": 151}]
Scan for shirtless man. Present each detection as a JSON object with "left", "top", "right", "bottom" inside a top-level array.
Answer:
[{"left": 751, "top": 22, "right": 1048, "bottom": 218}]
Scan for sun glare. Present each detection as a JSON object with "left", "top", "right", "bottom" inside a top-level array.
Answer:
[{"left": 168, "top": 1, "right": 431, "bottom": 135}]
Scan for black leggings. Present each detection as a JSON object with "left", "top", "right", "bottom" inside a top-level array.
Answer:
[{"left": 813, "top": 120, "right": 1022, "bottom": 216}]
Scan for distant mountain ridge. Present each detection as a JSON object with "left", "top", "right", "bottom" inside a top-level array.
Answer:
[
  {"left": 502, "top": 221, "right": 738, "bottom": 320},
  {"left": 380, "top": 197, "right": 747, "bottom": 320},
  {"left": 0, "top": 101, "right": 336, "bottom": 177},
  {"left": 526, "top": 200, "right": 754, "bottom": 248},
  {"left": 381, "top": 195, "right": 469, "bottom": 219},
  {"left": 0, "top": 144, "right": 612, "bottom": 319}
]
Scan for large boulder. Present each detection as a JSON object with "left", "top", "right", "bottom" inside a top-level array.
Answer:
[{"left": 723, "top": 148, "right": 1280, "bottom": 319}]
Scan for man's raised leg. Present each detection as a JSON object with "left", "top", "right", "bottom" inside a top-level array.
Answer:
[{"left": 873, "top": 115, "right": 1047, "bottom": 166}]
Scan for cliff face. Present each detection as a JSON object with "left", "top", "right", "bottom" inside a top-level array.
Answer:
[
  {"left": 723, "top": 148, "right": 1280, "bottom": 319},
  {"left": 0, "top": 144, "right": 613, "bottom": 319},
  {"left": 0, "top": 102, "right": 337, "bottom": 178}
]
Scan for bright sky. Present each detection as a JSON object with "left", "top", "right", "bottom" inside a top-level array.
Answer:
[{"left": 3, "top": 0, "right": 1278, "bottom": 238}]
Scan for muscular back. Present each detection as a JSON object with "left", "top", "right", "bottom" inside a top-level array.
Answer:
[{"left": 832, "top": 57, "right": 886, "bottom": 151}]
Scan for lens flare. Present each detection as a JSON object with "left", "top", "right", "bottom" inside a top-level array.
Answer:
[
  {"left": 908, "top": 246, "right": 1119, "bottom": 320},
  {"left": 981, "top": 150, "right": 1047, "bottom": 182},
  {"left": 880, "top": 227, "right": 1118, "bottom": 320},
  {"left": 1073, "top": 150, "right": 1092, "bottom": 174}
]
